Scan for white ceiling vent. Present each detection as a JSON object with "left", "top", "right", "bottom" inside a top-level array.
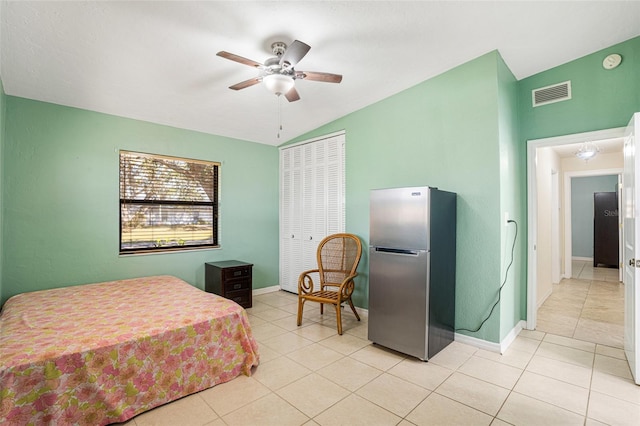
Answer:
[{"left": 532, "top": 81, "right": 571, "bottom": 107}]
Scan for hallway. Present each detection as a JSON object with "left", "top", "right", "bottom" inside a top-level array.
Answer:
[{"left": 536, "top": 260, "right": 624, "bottom": 348}]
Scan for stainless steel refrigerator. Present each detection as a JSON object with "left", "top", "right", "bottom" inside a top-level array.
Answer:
[{"left": 368, "top": 186, "right": 456, "bottom": 360}]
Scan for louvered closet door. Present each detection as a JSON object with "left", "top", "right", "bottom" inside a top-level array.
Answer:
[
  {"left": 301, "top": 142, "right": 323, "bottom": 273},
  {"left": 279, "top": 133, "right": 345, "bottom": 293},
  {"left": 280, "top": 145, "right": 303, "bottom": 293},
  {"left": 326, "top": 133, "right": 345, "bottom": 235}
]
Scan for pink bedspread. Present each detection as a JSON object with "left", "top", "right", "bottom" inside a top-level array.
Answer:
[{"left": 0, "top": 275, "right": 260, "bottom": 425}]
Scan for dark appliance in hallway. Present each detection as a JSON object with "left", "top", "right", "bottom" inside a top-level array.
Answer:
[{"left": 593, "top": 191, "right": 618, "bottom": 268}]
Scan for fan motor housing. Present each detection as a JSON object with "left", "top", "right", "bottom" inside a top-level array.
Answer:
[{"left": 264, "top": 56, "right": 288, "bottom": 76}]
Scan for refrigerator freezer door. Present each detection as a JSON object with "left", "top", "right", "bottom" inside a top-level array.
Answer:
[
  {"left": 370, "top": 187, "right": 430, "bottom": 250},
  {"left": 368, "top": 247, "right": 430, "bottom": 360}
]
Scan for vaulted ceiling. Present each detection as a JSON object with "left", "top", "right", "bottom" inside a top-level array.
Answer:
[{"left": 1, "top": 1, "right": 639, "bottom": 146}]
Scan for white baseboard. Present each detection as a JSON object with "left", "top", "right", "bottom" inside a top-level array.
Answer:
[
  {"left": 500, "top": 320, "right": 526, "bottom": 354},
  {"left": 572, "top": 256, "right": 592, "bottom": 262},
  {"left": 455, "top": 320, "right": 526, "bottom": 355},
  {"left": 454, "top": 332, "right": 501, "bottom": 353},
  {"left": 355, "top": 307, "right": 368, "bottom": 320},
  {"left": 252, "top": 285, "right": 281, "bottom": 296}
]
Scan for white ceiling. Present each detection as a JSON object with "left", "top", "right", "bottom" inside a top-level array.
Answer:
[
  {"left": 552, "top": 138, "right": 623, "bottom": 159},
  {"left": 1, "top": 1, "right": 639, "bottom": 146}
]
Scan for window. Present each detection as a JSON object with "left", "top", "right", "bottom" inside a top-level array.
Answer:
[{"left": 119, "top": 151, "right": 219, "bottom": 254}]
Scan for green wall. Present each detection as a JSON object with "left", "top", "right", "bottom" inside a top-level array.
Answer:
[
  {"left": 1, "top": 97, "right": 280, "bottom": 304},
  {"left": 496, "top": 53, "right": 524, "bottom": 340},
  {"left": 3, "top": 34, "right": 638, "bottom": 345},
  {"left": 0, "top": 79, "right": 5, "bottom": 303},
  {"left": 516, "top": 35, "right": 639, "bottom": 333},
  {"left": 519, "top": 36, "right": 640, "bottom": 141},
  {"left": 287, "top": 51, "right": 513, "bottom": 343}
]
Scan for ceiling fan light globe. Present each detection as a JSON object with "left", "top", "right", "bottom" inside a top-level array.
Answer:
[{"left": 263, "top": 74, "right": 295, "bottom": 96}]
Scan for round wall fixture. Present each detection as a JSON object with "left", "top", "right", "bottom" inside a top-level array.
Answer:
[{"left": 603, "top": 53, "right": 622, "bottom": 70}]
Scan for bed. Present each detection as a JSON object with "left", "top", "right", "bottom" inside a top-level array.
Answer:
[{"left": 0, "top": 275, "right": 260, "bottom": 425}]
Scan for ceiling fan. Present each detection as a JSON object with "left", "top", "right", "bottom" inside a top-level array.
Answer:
[{"left": 216, "top": 40, "right": 342, "bottom": 102}]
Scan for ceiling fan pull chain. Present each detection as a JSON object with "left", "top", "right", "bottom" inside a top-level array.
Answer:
[{"left": 277, "top": 95, "right": 283, "bottom": 139}]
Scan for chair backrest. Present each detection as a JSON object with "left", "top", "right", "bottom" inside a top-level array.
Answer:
[{"left": 317, "top": 233, "right": 362, "bottom": 285}]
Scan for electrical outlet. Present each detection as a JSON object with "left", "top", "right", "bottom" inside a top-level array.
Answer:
[{"left": 504, "top": 212, "right": 509, "bottom": 227}]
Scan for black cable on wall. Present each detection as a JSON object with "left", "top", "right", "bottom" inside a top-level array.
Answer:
[{"left": 456, "top": 219, "right": 518, "bottom": 333}]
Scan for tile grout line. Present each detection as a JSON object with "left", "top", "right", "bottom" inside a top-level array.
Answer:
[
  {"left": 249, "top": 290, "right": 631, "bottom": 425},
  {"left": 490, "top": 334, "right": 542, "bottom": 425}
]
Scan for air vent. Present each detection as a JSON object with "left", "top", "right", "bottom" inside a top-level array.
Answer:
[{"left": 532, "top": 81, "right": 571, "bottom": 107}]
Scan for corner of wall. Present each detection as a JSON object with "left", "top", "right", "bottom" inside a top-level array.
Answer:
[
  {"left": 495, "top": 52, "right": 526, "bottom": 342},
  {"left": 0, "top": 77, "right": 5, "bottom": 306}
]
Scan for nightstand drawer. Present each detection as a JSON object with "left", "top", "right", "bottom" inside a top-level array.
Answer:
[
  {"left": 226, "top": 289, "right": 251, "bottom": 307},
  {"left": 226, "top": 280, "right": 251, "bottom": 291},
  {"left": 223, "top": 267, "right": 252, "bottom": 281}
]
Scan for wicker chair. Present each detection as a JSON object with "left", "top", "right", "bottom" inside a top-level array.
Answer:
[{"left": 297, "top": 233, "right": 363, "bottom": 335}]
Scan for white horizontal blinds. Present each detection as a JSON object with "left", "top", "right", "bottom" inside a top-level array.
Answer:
[{"left": 119, "top": 151, "right": 219, "bottom": 253}]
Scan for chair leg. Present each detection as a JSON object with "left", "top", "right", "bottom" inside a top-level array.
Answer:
[
  {"left": 297, "top": 297, "right": 304, "bottom": 326},
  {"left": 335, "top": 303, "right": 343, "bottom": 335},
  {"left": 320, "top": 303, "right": 324, "bottom": 315},
  {"left": 347, "top": 298, "right": 361, "bottom": 321}
]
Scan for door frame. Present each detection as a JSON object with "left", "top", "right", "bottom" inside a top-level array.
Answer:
[
  {"left": 526, "top": 127, "right": 625, "bottom": 330},
  {"left": 551, "top": 169, "right": 560, "bottom": 284}
]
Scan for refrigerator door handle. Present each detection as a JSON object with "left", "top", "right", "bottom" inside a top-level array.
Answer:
[{"left": 374, "top": 247, "right": 421, "bottom": 256}]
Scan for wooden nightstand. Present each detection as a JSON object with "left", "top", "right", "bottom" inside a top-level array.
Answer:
[{"left": 205, "top": 260, "right": 253, "bottom": 308}]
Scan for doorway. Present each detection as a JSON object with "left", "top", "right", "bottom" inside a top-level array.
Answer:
[
  {"left": 527, "top": 127, "right": 626, "bottom": 341},
  {"left": 541, "top": 169, "right": 623, "bottom": 348}
]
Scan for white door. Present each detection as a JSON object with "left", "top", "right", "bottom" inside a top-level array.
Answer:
[
  {"left": 301, "top": 141, "right": 325, "bottom": 273},
  {"left": 551, "top": 170, "right": 561, "bottom": 283},
  {"left": 623, "top": 112, "right": 640, "bottom": 384},
  {"left": 619, "top": 174, "right": 624, "bottom": 283},
  {"left": 279, "top": 133, "right": 346, "bottom": 293},
  {"left": 326, "top": 134, "right": 346, "bottom": 235},
  {"left": 280, "top": 145, "right": 303, "bottom": 292}
]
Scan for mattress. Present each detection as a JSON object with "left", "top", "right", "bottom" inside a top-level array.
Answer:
[{"left": 0, "top": 275, "right": 260, "bottom": 425}]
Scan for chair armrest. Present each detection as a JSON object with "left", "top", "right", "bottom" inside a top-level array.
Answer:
[
  {"left": 298, "top": 269, "right": 320, "bottom": 294},
  {"left": 337, "top": 272, "right": 359, "bottom": 299}
]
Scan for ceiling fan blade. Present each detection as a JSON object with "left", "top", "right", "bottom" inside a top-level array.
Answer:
[
  {"left": 284, "top": 87, "right": 300, "bottom": 102},
  {"left": 280, "top": 40, "right": 311, "bottom": 68},
  {"left": 296, "top": 71, "right": 343, "bottom": 83},
  {"left": 216, "top": 51, "right": 263, "bottom": 68},
  {"left": 229, "top": 77, "right": 262, "bottom": 90}
]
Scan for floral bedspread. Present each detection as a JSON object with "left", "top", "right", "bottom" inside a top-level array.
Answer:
[{"left": 0, "top": 275, "right": 260, "bottom": 425}]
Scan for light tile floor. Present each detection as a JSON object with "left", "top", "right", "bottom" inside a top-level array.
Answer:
[
  {"left": 537, "top": 260, "right": 624, "bottom": 348},
  {"left": 122, "top": 289, "right": 640, "bottom": 426}
]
